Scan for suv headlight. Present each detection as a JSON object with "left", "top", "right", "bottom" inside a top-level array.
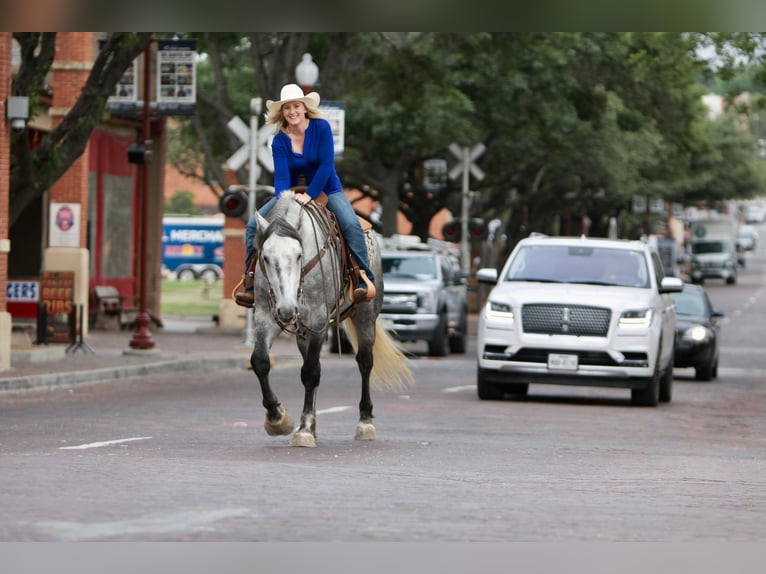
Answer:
[
  {"left": 485, "top": 300, "right": 514, "bottom": 322},
  {"left": 619, "top": 308, "right": 653, "bottom": 329}
]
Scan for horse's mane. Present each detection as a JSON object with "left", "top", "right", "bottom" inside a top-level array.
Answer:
[{"left": 255, "top": 191, "right": 303, "bottom": 251}]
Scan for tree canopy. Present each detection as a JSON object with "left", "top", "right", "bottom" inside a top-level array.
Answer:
[{"left": 11, "top": 32, "right": 766, "bottom": 259}]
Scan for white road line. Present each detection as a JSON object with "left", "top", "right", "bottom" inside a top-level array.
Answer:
[
  {"left": 442, "top": 385, "right": 476, "bottom": 393},
  {"left": 59, "top": 436, "right": 153, "bottom": 450},
  {"left": 316, "top": 406, "right": 352, "bottom": 415}
]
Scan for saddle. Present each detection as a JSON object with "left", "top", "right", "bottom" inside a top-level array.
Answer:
[{"left": 233, "top": 191, "right": 375, "bottom": 316}]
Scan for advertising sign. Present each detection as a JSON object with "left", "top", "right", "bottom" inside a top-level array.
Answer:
[
  {"left": 49, "top": 202, "right": 81, "bottom": 248},
  {"left": 320, "top": 101, "right": 345, "bottom": 158},
  {"left": 40, "top": 271, "right": 75, "bottom": 343},
  {"left": 156, "top": 39, "right": 197, "bottom": 116}
]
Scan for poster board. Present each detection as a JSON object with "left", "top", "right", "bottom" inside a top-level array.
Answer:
[{"left": 40, "top": 271, "right": 75, "bottom": 343}]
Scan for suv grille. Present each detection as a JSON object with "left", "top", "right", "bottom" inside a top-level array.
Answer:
[{"left": 522, "top": 304, "right": 611, "bottom": 337}]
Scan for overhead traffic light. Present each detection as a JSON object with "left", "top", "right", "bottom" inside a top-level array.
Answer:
[{"left": 219, "top": 188, "right": 248, "bottom": 218}]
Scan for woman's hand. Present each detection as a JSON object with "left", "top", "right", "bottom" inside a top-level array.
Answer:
[{"left": 294, "top": 192, "right": 311, "bottom": 206}]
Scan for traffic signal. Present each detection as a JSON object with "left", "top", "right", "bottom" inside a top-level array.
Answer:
[
  {"left": 219, "top": 189, "right": 248, "bottom": 217},
  {"left": 468, "top": 219, "right": 488, "bottom": 241},
  {"left": 442, "top": 220, "right": 461, "bottom": 242}
]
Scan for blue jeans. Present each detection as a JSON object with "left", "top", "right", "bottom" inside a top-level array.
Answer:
[{"left": 245, "top": 192, "right": 375, "bottom": 287}]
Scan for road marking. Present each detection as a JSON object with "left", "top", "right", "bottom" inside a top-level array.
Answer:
[
  {"left": 316, "top": 406, "right": 352, "bottom": 415},
  {"left": 59, "top": 436, "right": 153, "bottom": 450},
  {"left": 35, "top": 507, "right": 252, "bottom": 541},
  {"left": 442, "top": 385, "right": 475, "bottom": 393}
]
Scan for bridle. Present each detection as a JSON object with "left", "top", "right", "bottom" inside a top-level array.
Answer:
[{"left": 257, "top": 203, "right": 342, "bottom": 337}]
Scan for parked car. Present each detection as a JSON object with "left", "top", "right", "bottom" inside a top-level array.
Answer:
[
  {"left": 379, "top": 241, "right": 468, "bottom": 356},
  {"left": 672, "top": 283, "right": 723, "bottom": 381},
  {"left": 744, "top": 204, "right": 766, "bottom": 224},
  {"left": 736, "top": 225, "right": 759, "bottom": 252},
  {"left": 476, "top": 235, "right": 684, "bottom": 406}
]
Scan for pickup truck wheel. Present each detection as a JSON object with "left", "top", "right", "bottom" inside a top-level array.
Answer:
[
  {"left": 448, "top": 309, "right": 468, "bottom": 354},
  {"left": 428, "top": 312, "right": 449, "bottom": 357}
]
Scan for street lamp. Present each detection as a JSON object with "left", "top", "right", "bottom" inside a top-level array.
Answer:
[{"left": 295, "top": 53, "right": 318, "bottom": 94}]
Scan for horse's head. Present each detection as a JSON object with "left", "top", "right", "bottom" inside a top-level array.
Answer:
[{"left": 255, "top": 191, "right": 304, "bottom": 327}]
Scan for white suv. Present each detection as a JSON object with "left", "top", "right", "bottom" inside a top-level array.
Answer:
[{"left": 476, "top": 235, "right": 684, "bottom": 406}]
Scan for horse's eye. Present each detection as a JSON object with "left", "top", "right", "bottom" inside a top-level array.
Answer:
[
  {"left": 263, "top": 256, "right": 270, "bottom": 265},
  {"left": 296, "top": 253, "right": 302, "bottom": 261}
]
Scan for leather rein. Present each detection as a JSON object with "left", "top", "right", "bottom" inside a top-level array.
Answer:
[{"left": 257, "top": 202, "right": 342, "bottom": 337}]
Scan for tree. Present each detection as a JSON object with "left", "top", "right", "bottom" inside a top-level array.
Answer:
[{"left": 9, "top": 32, "right": 153, "bottom": 228}]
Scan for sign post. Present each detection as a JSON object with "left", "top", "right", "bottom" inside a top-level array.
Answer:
[{"left": 449, "top": 142, "right": 485, "bottom": 273}]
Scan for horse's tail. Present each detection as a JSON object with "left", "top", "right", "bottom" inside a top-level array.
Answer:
[{"left": 343, "top": 320, "right": 414, "bottom": 393}]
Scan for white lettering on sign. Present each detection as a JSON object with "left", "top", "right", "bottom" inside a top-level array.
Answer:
[
  {"left": 168, "top": 229, "right": 223, "bottom": 243},
  {"left": 7, "top": 281, "right": 40, "bottom": 302}
]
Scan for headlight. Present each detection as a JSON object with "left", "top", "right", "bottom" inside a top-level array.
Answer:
[
  {"left": 682, "top": 324, "right": 710, "bottom": 342},
  {"left": 417, "top": 291, "right": 437, "bottom": 313},
  {"left": 619, "top": 308, "right": 653, "bottom": 328},
  {"left": 485, "top": 300, "right": 514, "bottom": 321}
]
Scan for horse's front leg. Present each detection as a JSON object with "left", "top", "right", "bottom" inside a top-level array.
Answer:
[
  {"left": 252, "top": 323, "right": 294, "bottom": 437},
  {"left": 289, "top": 334, "right": 323, "bottom": 447}
]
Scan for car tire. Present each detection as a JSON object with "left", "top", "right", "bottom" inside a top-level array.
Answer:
[
  {"left": 448, "top": 308, "right": 468, "bottom": 354},
  {"left": 695, "top": 360, "right": 714, "bottom": 381},
  {"left": 177, "top": 268, "right": 196, "bottom": 282},
  {"left": 200, "top": 268, "right": 219, "bottom": 282},
  {"left": 659, "top": 355, "right": 673, "bottom": 403},
  {"left": 428, "top": 312, "right": 449, "bottom": 357},
  {"left": 632, "top": 346, "right": 661, "bottom": 406},
  {"left": 477, "top": 368, "right": 505, "bottom": 400}
]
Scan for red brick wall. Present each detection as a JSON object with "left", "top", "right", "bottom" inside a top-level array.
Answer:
[
  {"left": 0, "top": 33, "right": 11, "bottom": 312},
  {"left": 50, "top": 32, "right": 93, "bottom": 247}
]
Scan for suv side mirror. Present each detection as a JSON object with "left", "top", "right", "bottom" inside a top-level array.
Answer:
[
  {"left": 659, "top": 276, "right": 684, "bottom": 293},
  {"left": 476, "top": 268, "right": 498, "bottom": 285}
]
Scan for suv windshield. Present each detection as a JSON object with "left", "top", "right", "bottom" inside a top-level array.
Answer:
[
  {"left": 504, "top": 245, "right": 650, "bottom": 288},
  {"left": 382, "top": 255, "right": 437, "bottom": 280}
]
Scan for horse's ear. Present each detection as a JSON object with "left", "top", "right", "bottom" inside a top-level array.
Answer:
[{"left": 255, "top": 211, "right": 269, "bottom": 235}]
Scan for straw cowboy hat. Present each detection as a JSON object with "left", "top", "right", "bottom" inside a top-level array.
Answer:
[{"left": 265, "top": 83, "right": 320, "bottom": 115}]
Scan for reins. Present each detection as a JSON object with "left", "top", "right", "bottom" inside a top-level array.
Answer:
[{"left": 258, "top": 201, "right": 342, "bottom": 337}]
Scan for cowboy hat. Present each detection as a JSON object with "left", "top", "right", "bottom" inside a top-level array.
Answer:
[{"left": 265, "top": 83, "right": 320, "bottom": 115}]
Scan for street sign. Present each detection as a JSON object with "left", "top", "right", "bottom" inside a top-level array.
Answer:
[
  {"left": 448, "top": 142, "right": 485, "bottom": 181},
  {"left": 225, "top": 119, "right": 274, "bottom": 173}
]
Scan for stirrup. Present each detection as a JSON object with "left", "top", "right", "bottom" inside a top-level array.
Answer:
[
  {"left": 353, "top": 270, "right": 376, "bottom": 303},
  {"left": 235, "top": 292, "right": 254, "bottom": 308}
]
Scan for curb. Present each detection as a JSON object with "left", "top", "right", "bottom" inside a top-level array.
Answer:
[{"left": 0, "top": 355, "right": 249, "bottom": 393}]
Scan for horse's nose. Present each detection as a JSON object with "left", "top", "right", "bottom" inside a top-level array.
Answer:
[{"left": 276, "top": 305, "right": 297, "bottom": 325}]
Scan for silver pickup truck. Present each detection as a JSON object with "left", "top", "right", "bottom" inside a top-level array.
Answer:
[{"left": 379, "top": 247, "right": 468, "bottom": 356}]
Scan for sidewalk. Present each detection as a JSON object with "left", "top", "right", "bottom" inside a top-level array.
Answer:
[{"left": 0, "top": 316, "right": 301, "bottom": 394}]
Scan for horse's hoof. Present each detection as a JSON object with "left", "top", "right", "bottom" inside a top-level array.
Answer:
[
  {"left": 264, "top": 406, "right": 294, "bottom": 436},
  {"left": 354, "top": 422, "right": 376, "bottom": 441},
  {"left": 289, "top": 431, "right": 316, "bottom": 447}
]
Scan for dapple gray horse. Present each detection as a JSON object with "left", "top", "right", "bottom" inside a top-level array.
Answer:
[{"left": 250, "top": 190, "right": 412, "bottom": 447}]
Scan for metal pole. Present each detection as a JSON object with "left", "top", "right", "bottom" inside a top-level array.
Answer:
[
  {"left": 244, "top": 97, "right": 262, "bottom": 347},
  {"left": 129, "top": 43, "right": 156, "bottom": 350},
  {"left": 460, "top": 147, "right": 471, "bottom": 274}
]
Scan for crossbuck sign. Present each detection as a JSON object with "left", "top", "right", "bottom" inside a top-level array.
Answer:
[
  {"left": 448, "top": 142, "right": 486, "bottom": 273},
  {"left": 225, "top": 116, "right": 275, "bottom": 174}
]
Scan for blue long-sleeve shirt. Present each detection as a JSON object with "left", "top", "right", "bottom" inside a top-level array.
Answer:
[{"left": 272, "top": 118, "right": 342, "bottom": 199}]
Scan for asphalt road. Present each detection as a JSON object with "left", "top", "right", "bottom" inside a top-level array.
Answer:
[{"left": 2, "top": 228, "right": 766, "bottom": 543}]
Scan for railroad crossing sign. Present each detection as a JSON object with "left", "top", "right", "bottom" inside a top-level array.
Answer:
[
  {"left": 225, "top": 116, "right": 274, "bottom": 173},
  {"left": 448, "top": 142, "right": 485, "bottom": 182}
]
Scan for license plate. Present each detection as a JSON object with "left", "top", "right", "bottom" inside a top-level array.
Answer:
[{"left": 548, "top": 353, "right": 578, "bottom": 371}]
